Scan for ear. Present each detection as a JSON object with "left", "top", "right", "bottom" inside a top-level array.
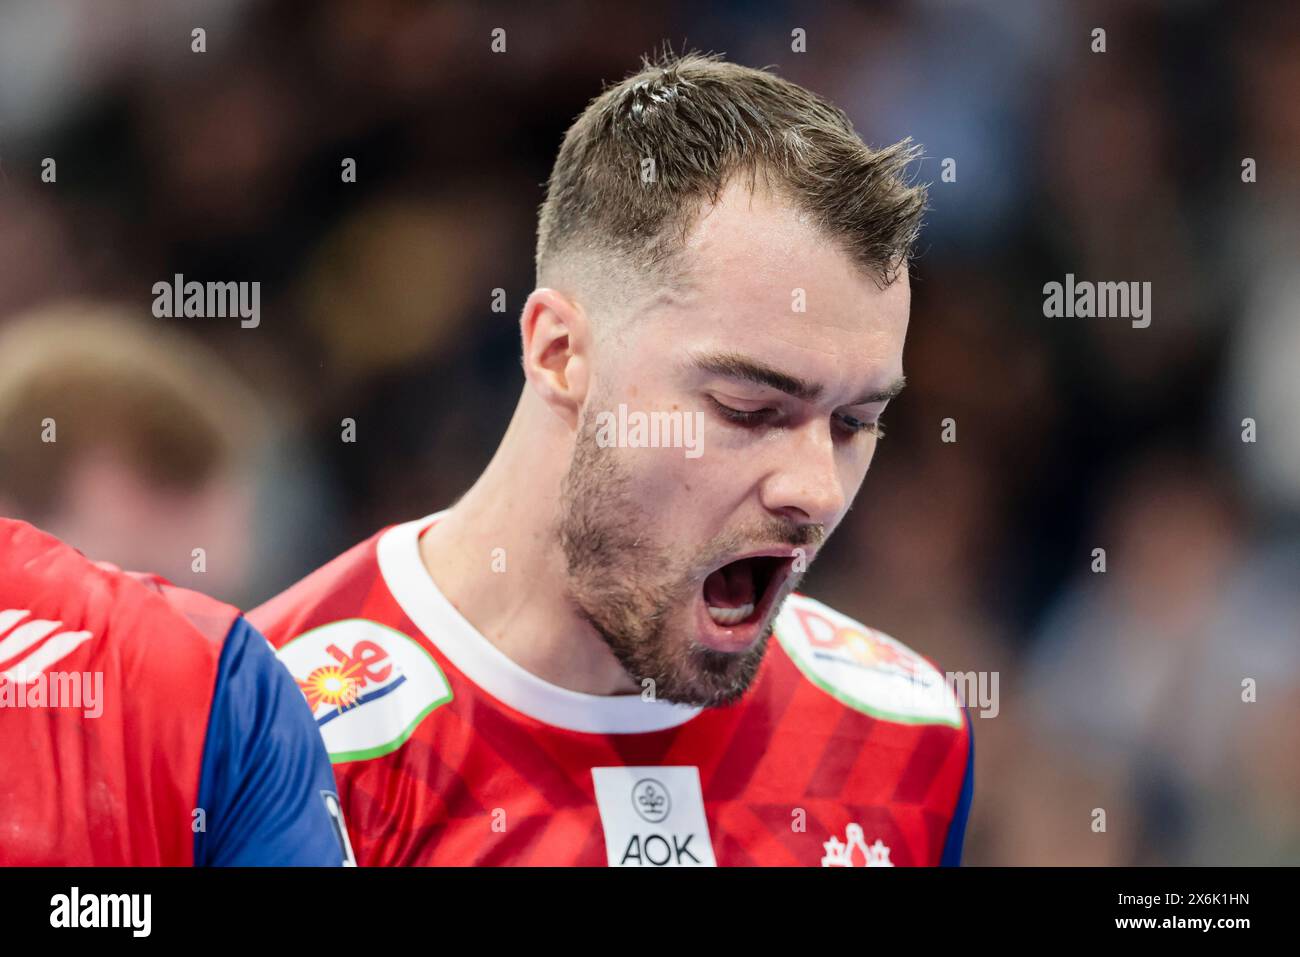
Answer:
[{"left": 520, "top": 287, "right": 592, "bottom": 431}]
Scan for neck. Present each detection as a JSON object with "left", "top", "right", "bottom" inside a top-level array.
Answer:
[{"left": 417, "top": 393, "right": 639, "bottom": 696}]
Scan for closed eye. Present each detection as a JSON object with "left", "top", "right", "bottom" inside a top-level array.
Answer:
[
  {"left": 835, "top": 411, "right": 885, "bottom": 439},
  {"left": 707, "top": 395, "right": 776, "bottom": 427},
  {"left": 710, "top": 395, "right": 885, "bottom": 439}
]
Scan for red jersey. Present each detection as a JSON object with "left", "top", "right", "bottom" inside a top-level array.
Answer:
[
  {"left": 251, "top": 513, "right": 974, "bottom": 867},
  {"left": 0, "top": 518, "right": 347, "bottom": 866}
]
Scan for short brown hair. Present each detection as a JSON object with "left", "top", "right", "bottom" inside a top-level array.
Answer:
[
  {"left": 535, "top": 51, "right": 926, "bottom": 294},
  {"left": 0, "top": 301, "right": 260, "bottom": 519}
]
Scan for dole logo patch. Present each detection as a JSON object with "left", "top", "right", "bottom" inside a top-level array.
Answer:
[
  {"left": 775, "top": 596, "right": 963, "bottom": 727},
  {"left": 278, "top": 619, "right": 452, "bottom": 762}
]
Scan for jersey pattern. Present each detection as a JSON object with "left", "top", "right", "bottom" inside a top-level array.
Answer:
[{"left": 251, "top": 514, "right": 974, "bottom": 867}]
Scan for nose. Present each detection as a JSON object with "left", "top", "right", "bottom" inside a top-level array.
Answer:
[{"left": 757, "top": 420, "right": 848, "bottom": 527}]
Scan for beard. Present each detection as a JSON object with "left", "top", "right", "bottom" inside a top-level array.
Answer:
[{"left": 557, "top": 403, "right": 817, "bottom": 708}]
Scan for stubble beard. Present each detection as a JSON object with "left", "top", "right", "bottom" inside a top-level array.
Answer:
[{"left": 556, "top": 412, "right": 784, "bottom": 708}]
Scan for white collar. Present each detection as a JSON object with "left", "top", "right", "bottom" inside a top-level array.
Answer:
[{"left": 376, "top": 513, "right": 704, "bottom": 735}]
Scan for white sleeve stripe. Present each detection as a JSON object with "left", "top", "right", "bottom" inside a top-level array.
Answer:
[
  {"left": 0, "top": 618, "right": 62, "bottom": 662},
  {"left": 1, "top": 629, "right": 94, "bottom": 683}
]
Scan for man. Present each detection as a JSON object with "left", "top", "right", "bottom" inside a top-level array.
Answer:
[
  {"left": 0, "top": 518, "right": 351, "bottom": 865},
  {"left": 252, "top": 52, "right": 974, "bottom": 866}
]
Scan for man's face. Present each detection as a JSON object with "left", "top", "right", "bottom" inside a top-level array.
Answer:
[{"left": 558, "top": 181, "right": 911, "bottom": 707}]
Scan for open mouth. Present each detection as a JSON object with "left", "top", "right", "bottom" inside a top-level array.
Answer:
[{"left": 702, "top": 554, "right": 792, "bottom": 629}]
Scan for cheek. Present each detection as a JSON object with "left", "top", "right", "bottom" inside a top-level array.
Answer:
[
  {"left": 624, "top": 450, "right": 704, "bottom": 507},
  {"left": 600, "top": 384, "right": 715, "bottom": 502},
  {"left": 615, "top": 447, "right": 739, "bottom": 546}
]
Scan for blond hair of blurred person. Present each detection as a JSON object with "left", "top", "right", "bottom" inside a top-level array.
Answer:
[{"left": 0, "top": 300, "right": 264, "bottom": 600}]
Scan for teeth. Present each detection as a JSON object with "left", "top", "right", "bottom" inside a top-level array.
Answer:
[{"left": 707, "top": 603, "right": 754, "bottom": 626}]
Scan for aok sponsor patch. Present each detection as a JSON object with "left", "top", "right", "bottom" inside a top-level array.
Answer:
[
  {"left": 277, "top": 618, "right": 452, "bottom": 762},
  {"left": 774, "top": 595, "right": 963, "bottom": 728},
  {"left": 591, "top": 766, "right": 717, "bottom": 867}
]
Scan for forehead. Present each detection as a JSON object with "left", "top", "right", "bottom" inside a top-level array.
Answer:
[{"left": 640, "top": 180, "right": 911, "bottom": 379}]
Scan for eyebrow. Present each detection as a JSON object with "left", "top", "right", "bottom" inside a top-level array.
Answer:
[{"left": 689, "top": 351, "right": 907, "bottom": 406}]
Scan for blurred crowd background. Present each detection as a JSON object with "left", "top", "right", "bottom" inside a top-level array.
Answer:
[{"left": 1, "top": 0, "right": 1297, "bottom": 865}]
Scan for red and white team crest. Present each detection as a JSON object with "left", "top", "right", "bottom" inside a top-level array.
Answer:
[{"left": 821, "top": 823, "right": 895, "bottom": 867}]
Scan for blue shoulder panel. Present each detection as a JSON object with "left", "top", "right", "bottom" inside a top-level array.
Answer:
[
  {"left": 939, "top": 708, "right": 975, "bottom": 867},
  {"left": 195, "top": 616, "right": 350, "bottom": 866}
]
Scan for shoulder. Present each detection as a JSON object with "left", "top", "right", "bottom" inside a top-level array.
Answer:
[
  {"left": 770, "top": 592, "right": 965, "bottom": 730},
  {"left": 249, "top": 527, "right": 447, "bottom": 765},
  {"left": 0, "top": 518, "right": 232, "bottom": 687},
  {"left": 195, "top": 613, "right": 350, "bottom": 866}
]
